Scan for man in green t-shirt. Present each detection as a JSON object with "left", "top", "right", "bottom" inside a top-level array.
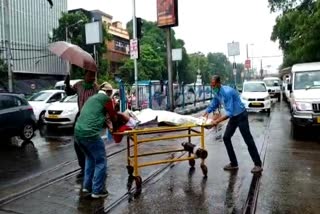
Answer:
[{"left": 75, "top": 82, "right": 116, "bottom": 198}]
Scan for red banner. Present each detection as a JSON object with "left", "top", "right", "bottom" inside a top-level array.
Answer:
[
  {"left": 245, "top": 59, "right": 251, "bottom": 69},
  {"left": 157, "top": 0, "right": 179, "bottom": 28}
]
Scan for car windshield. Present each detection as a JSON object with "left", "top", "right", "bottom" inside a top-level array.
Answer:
[
  {"left": 28, "top": 92, "right": 52, "bottom": 101},
  {"left": 61, "top": 95, "right": 77, "bottom": 103},
  {"left": 294, "top": 70, "right": 320, "bottom": 90},
  {"left": 243, "top": 83, "right": 267, "bottom": 92},
  {"left": 264, "top": 79, "right": 280, "bottom": 87}
]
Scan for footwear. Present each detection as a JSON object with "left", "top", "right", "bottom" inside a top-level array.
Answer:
[
  {"left": 76, "top": 171, "right": 84, "bottom": 179},
  {"left": 82, "top": 188, "right": 90, "bottom": 193},
  {"left": 91, "top": 190, "right": 109, "bottom": 199},
  {"left": 251, "top": 166, "right": 263, "bottom": 173},
  {"left": 223, "top": 163, "right": 239, "bottom": 171}
]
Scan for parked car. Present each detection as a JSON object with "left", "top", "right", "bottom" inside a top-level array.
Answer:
[
  {"left": 44, "top": 95, "right": 78, "bottom": 128},
  {"left": 240, "top": 81, "right": 271, "bottom": 114},
  {"left": 44, "top": 90, "right": 120, "bottom": 128},
  {"left": 263, "top": 77, "right": 282, "bottom": 102},
  {"left": 54, "top": 79, "right": 82, "bottom": 90},
  {"left": 0, "top": 93, "right": 37, "bottom": 140},
  {"left": 28, "top": 90, "right": 66, "bottom": 123},
  {"left": 287, "top": 62, "right": 320, "bottom": 138}
]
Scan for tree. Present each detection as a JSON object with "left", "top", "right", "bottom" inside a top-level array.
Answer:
[
  {"left": 51, "top": 12, "right": 110, "bottom": 80},
  {"left": 188, "top": 52, "right": 208, "bottom": 84},
  {"left": 268, "top": 0, "right": 314, "bottom": 12},
  {"left": 0, "top": 59, "right": 8, "bottom": 90},
  {"left": 119, "top": 19, "right": 190, "bottom": 84},
  {"left": 119, "top": 44, "right": 165, "bottom": 83},
  {"left": 207, "top": 52, "right": 233, "bottom": 82},
  {"left": 270, "top": 0, "right": 320, "bottom": 67}
]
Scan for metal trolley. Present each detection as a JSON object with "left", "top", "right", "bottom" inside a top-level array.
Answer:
[{"left": 114, "top": 124, "right": 209, "bottom": 198}]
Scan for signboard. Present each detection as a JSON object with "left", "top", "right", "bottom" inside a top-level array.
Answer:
[
  {"left": 172, "top": 48, "right": 182, "bottom": 61},
  {"left": 157, "top": 0, "right": 179, "bottom": 28},
  {"left": 227, "top": 42, "right": 240, "bottom": 56},
  {"left": 245, "top": 59, "right": 251, "bottom": 69},
  {"left": 85, "top": 22, "right": 103, "bottom": 44},
  {"left": 130, "top": 39, "right": 139, "bottom": 59},
  {"left": 233, "top": 69, "right": 237, "bottom": 76}
]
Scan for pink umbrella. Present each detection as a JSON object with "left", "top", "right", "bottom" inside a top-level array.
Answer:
[{"left": 49, "top": 41, "right": 97, "bottom": 72}]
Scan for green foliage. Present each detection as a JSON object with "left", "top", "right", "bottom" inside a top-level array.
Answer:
[
  {"left": 119, "top": 19, "right": 233, "bottom": 85},
  {"left": 119, "top": 44, "right": 165, "bottom": 82},
  {"left": 119, "top": 19, "right": 191, "bottom": 84},
  {"left": 187, "top": 52, "right": 234, "bottom": 84},
  {"left": 270, "top": 0, "right": 320, "bottom": 67},
  {"left": 51, "top": 12, "right": 110, "bottom": 80}
]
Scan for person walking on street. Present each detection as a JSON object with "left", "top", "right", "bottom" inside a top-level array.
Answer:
[
  {"left": 75, "top": 82, "right": 117, "bottom": 198},
  {"left": 203, "top": 75, "right": 263, "bottom": 173},
  {"left": 65, "top": 70, "right": 99, "bottom": 178}
]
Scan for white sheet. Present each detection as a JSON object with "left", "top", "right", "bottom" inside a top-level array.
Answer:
[{"left": 129, "top": 108, "right": 213, "bottom": 126}]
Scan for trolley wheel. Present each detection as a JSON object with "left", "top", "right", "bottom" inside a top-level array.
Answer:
[
  {"left": 189, "top": 159, "right": 196, "bottom": 168},
  {"left": 127, "top": 175, "right": 135, "bottom": 191},
  {"left": 127, "top": 165, "right": 134, "bottom": 175},
  {"left": 201, "top": 164, "right": 208, "bottom": 178},
  {"left": 134, "top": 176, "right": 142, "bottom": 198},
  {"left": 196, "top": 149, "right": 208, "bottom": 160}
]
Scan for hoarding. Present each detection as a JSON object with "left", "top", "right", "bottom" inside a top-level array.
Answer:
[
  {"left": 245, "top": 59, "right": 251, "bottom": 69},
  {"left": 85, "top": 22, "right": 103, "bottom": 45},
  {"left": 157, "top": 0, "right": 178, "bottom": 28},
  {"left": 227, "top": 42, "right": 240, "bottom": 56},
  {"left": 130, "top": 39, "right": 139, "bottom": 59}
]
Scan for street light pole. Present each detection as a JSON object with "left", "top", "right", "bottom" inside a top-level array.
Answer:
[
  {"left": 132, "top": 0, "right": 139, "bottom": 109},
  {"left": 4, "top": 0, "right": 13, "bottom": 92},
  {"left": 65, "top": 27, "right": 70, "bottom": 74},
  {"left": 64, "top": 20, "right": 83, "bottom": 75},
  {"left": 166, "top": 28, "right": 174, "bottom": 111}
]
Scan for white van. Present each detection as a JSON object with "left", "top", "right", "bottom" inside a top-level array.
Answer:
[
  {"left": 263, "top": 77, "right": 282, "bottom": 102},
  {"left": 287, "top": 62, "right": 320, "bottom": 138},
  {"left": 54, "top": 79, "right": 82, "bottom": 90}
]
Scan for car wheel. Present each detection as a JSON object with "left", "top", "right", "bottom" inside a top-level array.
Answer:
[
  {"left": 38, "top": 111, "right": 46, "bottom": 126},
  {"left": 266, "top": 108, "right": 271, "bottom": 116},
  {"left": 20, "top": 123, "right": 35, "bottom": 140},
  {"left": 291, "top": 123, "right": 302, "bottom": 140}
]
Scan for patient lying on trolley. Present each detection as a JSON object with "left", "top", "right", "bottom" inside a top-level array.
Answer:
[{"left": 111, "top": 108, "right": 220, "bottom": 143}]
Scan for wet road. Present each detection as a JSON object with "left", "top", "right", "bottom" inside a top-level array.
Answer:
[
  {"left": 0, "top": 102, "right": 319, "bottom": 213},
  {"left": 0, "top": 127, "right": 76, "bottom": 191}
]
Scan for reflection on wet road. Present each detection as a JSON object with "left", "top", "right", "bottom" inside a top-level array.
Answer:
[
  {"left": 0, "top": 102, "right": 319, "bottom": 214},
  {"left": 0, "top": 126, "right": 76, "bottom": 191}
]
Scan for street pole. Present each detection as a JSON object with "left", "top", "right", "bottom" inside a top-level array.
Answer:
[
  {"left": 176, "top": 61, "right": 179, "bottom": 84},
  {"left": 4, "top": 0, "right": 13, "bottom": 92},
  {"left": 65, "top": 27, "right": 70, "bottom": 75},
  {"left": 132, "top": 0, "right": 139, "bottom": 109},
  {"left": 233, "top": 56, "right": 236, "bottom": 87},
  {"left": 166, "top": 28, "right": 174, "bottom": 111}
]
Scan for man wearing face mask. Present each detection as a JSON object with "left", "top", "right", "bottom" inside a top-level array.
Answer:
[
  {"left": 65, "top": 70, "right": 99, "bottom": 178},
  {"left": 203, "top": 75, "right": 263, "bottom": 173}
]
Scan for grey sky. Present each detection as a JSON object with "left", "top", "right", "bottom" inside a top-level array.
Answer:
[{"left": 68, "top": 0, "right": 283, "bottom": 73}]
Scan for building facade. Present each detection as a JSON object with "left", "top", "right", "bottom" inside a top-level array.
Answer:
[
  {"left": 0, "top": 0, "right": 67, "bottom": 92},
  {"left": 69, "top": 9, "right": 130, "bottom": 75}
]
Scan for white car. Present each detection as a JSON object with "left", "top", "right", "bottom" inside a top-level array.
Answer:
[
  {"left": 263, "top": 77, "right": 282, "bottom": 102},
  {"left": 241, "top": 81, "right": 271, "bottom": 114},
  {"left": 44, "top": 95, "right": 78, "bottom": 127},
  {"left": 28, "top": 90, "right": 66, "bottom": 123},
  {"left": 54, "top": 79, "right": 82, "bottom": 90}
]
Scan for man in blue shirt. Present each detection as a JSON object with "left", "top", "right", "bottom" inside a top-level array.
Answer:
[{"left": 203, "top": 75, "right": 262, "bottom": 173}]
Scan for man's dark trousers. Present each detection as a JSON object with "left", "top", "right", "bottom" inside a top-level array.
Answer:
[
  {"left": 74, "top": 141, "right": 85, "bottom": 172},
  {"left": 223, "top": 110, "right": 262, "bottom": 167}
]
